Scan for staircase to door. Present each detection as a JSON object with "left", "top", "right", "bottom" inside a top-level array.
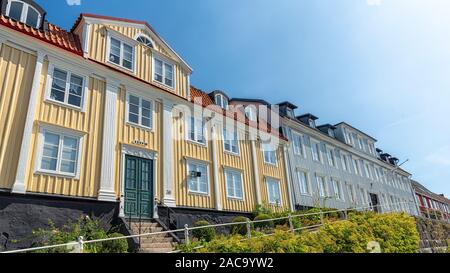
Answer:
[
  {"left": 123, "top": 155, "right": 177, "bottom": 253},
  {"left": 128, "top": 219, "right": 177, "bottom": 253}
]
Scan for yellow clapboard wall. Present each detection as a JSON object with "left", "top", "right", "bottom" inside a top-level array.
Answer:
[{"left": 0, "top": 45, "right": 36, "bottom": 190}]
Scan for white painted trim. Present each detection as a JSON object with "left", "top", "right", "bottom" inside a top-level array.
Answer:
[
  {"left": 186, "top": 159, "right": 210, "bottom": 196},
  {"left": 34, "top": 124, "right": 85, "bottom": 180},
  {"left": 12, "top": 51, "right": 46, "bottom": 194},
  {"left": 162, "top": 100, "right": 176, "bottom": 207},
  {"left": 44, "top": 62, "right": 89, "bottom": 112},
  {"left": 211, "top": 124, "right": 222, "bottom": 210},
  {"left": 81, "top": 16, "right": 193, "bottom": 73},
  {"left": 250, "top": 139, "right": 262, "bottom": 205},
  {"left": 224, "top": 168, "right": 245, "bottom": 201},
  {"left": 125, "top": 91, "right": 155, "bottom": 131},
  {"left": 82, "top": 23, "right": 91, "bottom": 58},
  {"left": 282, "top": 145, "right": 294, "bottom": 211},
  {"left": 119, "top": 144, "right": 159, "bottom": 218},
  {"left": 6, "top": 0, "right": 42, "bottom": 28},
  {"left": 98, "top": 79, "right": 120, "bottom": 202},
  {"left": 105, "top": 29, "right": 136, "bottom": 74},
  {"left": 133, "top": 32, "right": 155, "bottom": 48},
  {"left": 265, "top": 176, "right": 283, "bottom": 206},
  {"left": 152, "top": 52, "right": 175, "bottom": 90}
]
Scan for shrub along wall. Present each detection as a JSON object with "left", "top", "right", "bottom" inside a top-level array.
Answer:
[
  {"left": 178, "top": 212, "right": 420, "bottom": 253},
  {"left": 415, "top": 217, "right": 450, "bottom": 253}
]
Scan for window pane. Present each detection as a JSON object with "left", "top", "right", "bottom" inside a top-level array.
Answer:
[
  {"left": 142, "top": 100, "right": 151, "bottom": 111},
  {"left": 109, "top": 38, "right": 121, "bottom": 64},
  {"left": 41, "top": 132, "right": 60, "bottom": 171},
  {"left": 51, "top": 69, "right": 67, "bottom": 102},
  {"left": 26, "top": 7, "right": 39, "bottom": 27},
  {"left": 60, "top": 160, "right": 75, "bottom": 173},
  {"left": 8, "top": 2, "right": 23, "bottom": 21},
  {"left": 141, "top": 117, "right": 151, "bottom": 128},
  {"left": 129, "top": 113, "right": 139, "bottom": 124},
  {"left": 154, "top": 59, "right": 163, "bottom": 82}
]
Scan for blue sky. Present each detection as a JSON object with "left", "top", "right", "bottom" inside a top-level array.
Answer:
[{"left": 38, "top": 0, "right": 450, "bottom": 196}]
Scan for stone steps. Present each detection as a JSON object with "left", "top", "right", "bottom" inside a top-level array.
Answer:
[{"left": 126, "top": 219, "right": 177, "bottom": 253}]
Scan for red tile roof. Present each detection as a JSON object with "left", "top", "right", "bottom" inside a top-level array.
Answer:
[
  {"left": 190, "top": 86, "right": 287, "bottom": 141},
  {"left": 0, "top": 15, "right": 83, "bottom": 55}
]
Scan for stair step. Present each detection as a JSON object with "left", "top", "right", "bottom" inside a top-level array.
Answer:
[
  {"left": 139, "top": 248, "right": 174, "bottom": 253},
  {"left": 139, "top": 237, "right": 173, "bottom": 243},
  {"left": 131, "top": 227, "right": 164, "bottom": 234},
  {"left": 139, "top": 242, "right": 176, "bottom": 248}
]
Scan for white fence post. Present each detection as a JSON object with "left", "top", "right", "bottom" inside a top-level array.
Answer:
[
  {"left": 288, "top": 214, "right": 294, "bottom": 232},
  {"left": 77, "top": 236, "right": 84, "bottom": 253},
  {"left": 184, "top": 224, "right": 190, "bottom": 245},
  {"left": 246, "top": 219, "right": 252, "bottom": 239}
]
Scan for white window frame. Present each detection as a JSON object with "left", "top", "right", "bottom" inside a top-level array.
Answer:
[
  {"left": 265, "top": 177, "right": 282, "bottom": 206},
  {"left": 347, "top": 184, "right": 355, "bottom": 204},
  {"left": 292, "top": 132, "right": 306, "bottom": 157},
  {"left": 215, "top": 94, "right": 229, "bottom": 109},
  {"left": 186, "top": 160, "right": 209, "bottom": 195},
  {"left": 106, "top": 31, "right": 136, "bottom": 72},
  {"left": 186, "top": 115, "right": 206, "bottom": 145},
  {"left": 225, "top": 168, "right": 244, "bottom": 200},
  {"left": 316, "top": 175, "right": 327, "bottom": 198},
  {"left": 6, "top": 0, "right": 41, "bottom": 28},
  {"left": 311, "top": 140, "right": 322, "bottom": 163},
  {"left": 326, "top": 146, "right": 336, "bottom": 167},
  {"left": 223, "top": 127, "right": 240, "bottom": 155},
  {"left": 331, "top": 178, "right": 344, "bottom": 201},
  {"left": 245, "top": 105, "right": 257, "bottom": 121},
  {"left": 353, "top": 158, "right": 361, "bottom": 176},
  {"left": 262, "top": 143, "right": 277, "bottom": 165},
  {"left": 125, "top": 92, "right": 154, "bottom": 130},
  {"left": 35, "top": 125, "right": 84, "bottom": 179},
  {"left": 45, "top": 63, "right": 88, "bottom": 111},
  {"left": 134, "top": 33, "right": 154, "bottom": 48},
  {"left": 152, "top": 54, "right": 175, "bottom": 89},
  {"left": 296, "top": 170, "right": 310, "bottom": 195},
  {"left": 341, "top": 153, "right": 349, "bottom": 172}
]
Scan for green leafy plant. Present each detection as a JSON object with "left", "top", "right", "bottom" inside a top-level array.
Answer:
[
  {"left": 230, "top": 216, "right": 251, "bottom": 236},
  {"left": 31, "top": 216, "right": 128, "bottom": 253},
  {"left": 253, "top": 214, "right": 274, "bottom": 231},
  {"left": 192, "top": 220, "right": 216, "bottom": 242}
]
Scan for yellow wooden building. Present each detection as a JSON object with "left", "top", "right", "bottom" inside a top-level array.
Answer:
[{"left": 0, "top": 0, "right": 291, "bottom": 234}]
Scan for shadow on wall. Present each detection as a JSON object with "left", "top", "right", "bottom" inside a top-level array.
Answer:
[{"left": 0, "top": 192, "right": 120, "bottom": 251}]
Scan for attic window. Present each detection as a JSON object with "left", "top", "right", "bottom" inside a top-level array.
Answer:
[
  {"left": 136, "top": 35, "right": 153, "bottom": 48},
  {"left": 286, "top": 108, "right": 295, "bottom": 118},
  {"left": 6, "top": 0, "right": 41, "bottom": 28},
  {"left": 308, "top": 119, "right": 316, "bottom": 128},
  {"left": 245, "top": 106, "right": 257, "bottom": 121},
  {"left": 328, "top": 129, "right": 335, "bottom": 138},
  {"left": 215, "top": 94, "right": 228, "bottom": 109}
]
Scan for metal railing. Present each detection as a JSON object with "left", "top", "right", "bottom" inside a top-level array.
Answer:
[{"left": 0, "top": 201, "right": 416, "bottom": 254}]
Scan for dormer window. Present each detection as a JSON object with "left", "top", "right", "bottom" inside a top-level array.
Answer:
[
  {"left": 6, "top": 0, "right": 41, "bottom": 28},
  {"left": 286, "top": 108, "right": 295, "bottom": 118},
  {"left": 136, "top": 35, "right": 153, "bottom": 48},
  {"left": 215, "top": 94, "right": 228, "bottom": 109},
  {"left": 245, "top": 105, "right": 257, "bottom": 121},
  {"left": 308, "top": 119, "right": 316, "bottom": 128},
  {"left": 328, "top": 129, "right": 335, "bottom": 138}
]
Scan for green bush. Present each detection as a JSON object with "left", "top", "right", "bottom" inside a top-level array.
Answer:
[
  {"left": 253, "top": 214, "right": 274, "bottom": 231},
  {"left": 31, "top": 216, "right": 128, "bottom": 253},
  {"left": 252, "top": 204, "right": 273, "bottom": 218},
  {"left": 179, "top": 212, "right": 420, "bottom": 253},
  {"left": 230, "top": 216, "right": 251, "bottom": 236},
  {"left": 192, "top": 220, "right": 216, "bottom": 242},
  {"left": 98, "top": 233, "right": 128, "bottom": 253}
]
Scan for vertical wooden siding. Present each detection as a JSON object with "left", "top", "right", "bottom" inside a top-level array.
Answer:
[
  {"left": 217, "top": 130, "right": 257, "bottom": 212},
  {"left": 0, "top": 45, "right": 36, "bottom": 189},
  {"left": 172, "top": 116, "right": 215, "bottom": 209},
  {"left": 114, "top": 87, "right": 162, "bottom": 199},
  {"left": 26, "top": 74, "right": 105, "bottom": 197},
  {"left": 256, "top": 141, "right": 290, "bottom": 212},
  {"left": 88, "top": 24, "right": 188, "bottom": 98}
]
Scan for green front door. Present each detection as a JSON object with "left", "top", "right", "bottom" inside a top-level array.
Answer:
[{"left": 124, "top": 155, "right": 154, "bottom": 219}]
